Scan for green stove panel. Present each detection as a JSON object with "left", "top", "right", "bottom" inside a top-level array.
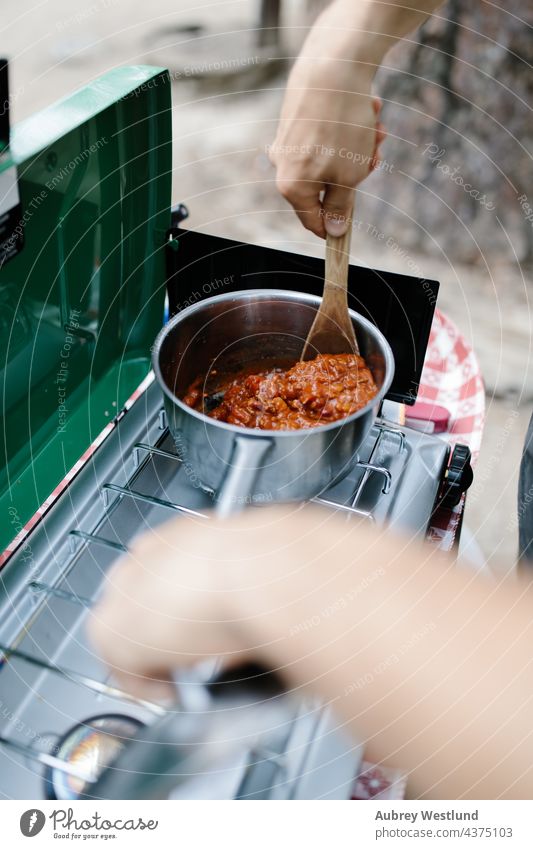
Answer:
[{"left": 0, "top": 66, "right": 172, "bottom": 552}]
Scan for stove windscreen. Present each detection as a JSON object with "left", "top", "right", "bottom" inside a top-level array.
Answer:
[{"left": 166, "top": 230, "right": 439, "bottom": 406}]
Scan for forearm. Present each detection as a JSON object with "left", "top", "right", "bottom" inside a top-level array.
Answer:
[
  {"left": 271, "top": 0, "right": 445, "bottom": 236},
  {"left": 233, "top": 510, "right": 533, "bottom": 799},
  {"left": 300, "top": 0, "right": 446, "bottom": 75},
  {"left": 92, "top": 506, "right": 533, "bottom": 798}
]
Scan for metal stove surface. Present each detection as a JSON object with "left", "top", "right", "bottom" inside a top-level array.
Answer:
[{"left": 0, "top": 379, "right": 449, "bottom": 799}]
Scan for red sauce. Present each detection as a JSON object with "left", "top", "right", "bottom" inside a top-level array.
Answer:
[{"left": 183, "top": 353, "right": 378, "bottom": 431}]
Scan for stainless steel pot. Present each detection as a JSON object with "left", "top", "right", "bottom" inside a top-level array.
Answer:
[{"left": 152, "top": 290, "right": 394, "bottom": 516}]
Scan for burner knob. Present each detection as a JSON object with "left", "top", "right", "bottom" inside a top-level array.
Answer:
[
  {"left": 441, "top": 444, "right": 474, "bottom": 508},
  {"left": 170, "top": 203, "right": 189, "bottom": 227}
]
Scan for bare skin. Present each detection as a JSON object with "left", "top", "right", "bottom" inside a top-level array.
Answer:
[
  {"left": 89, "top": 506, "right": 533, "bottom": 799},
  {"left": 270, "top": 0, "right": 444, "bottom": 237}
]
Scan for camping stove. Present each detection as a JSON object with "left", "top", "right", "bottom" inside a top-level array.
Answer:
[
  {"left": 0, "top": 66, "right": 472, "bottom": 800},
  {"left": 0, "top": 375, "right": 469, "bottom": 800}
]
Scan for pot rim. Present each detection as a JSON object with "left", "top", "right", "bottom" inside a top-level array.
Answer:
[{"left": 151, "top": 289, "right": 395, "bottom": 438}]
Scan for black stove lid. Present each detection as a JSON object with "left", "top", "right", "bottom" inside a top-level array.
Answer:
[{"left": 166, "top": 229, "right": 439, "bottom": 406}]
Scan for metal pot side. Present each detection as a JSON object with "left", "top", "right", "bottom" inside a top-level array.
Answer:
[{"left": 152, "top": 290, "right": 395, "bottom": 508}]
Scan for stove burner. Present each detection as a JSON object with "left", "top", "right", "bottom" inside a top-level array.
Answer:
[{"left": 44, "top": 714, "right": 144, "bottom": 800}]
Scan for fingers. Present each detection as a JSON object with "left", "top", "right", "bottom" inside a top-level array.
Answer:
[
  {"left": 272, "top": 94, "right": 387, "bottom": 237},
  {"left": 375, "top": 121, "right": 387, "bottom": 147},
  {"left": 369, "top": 123, "right": 386, "bottom": 173},
  {"left": 111, "top": 666, "right": 177, "bottom": 704},
  {"left": 87, "top": 523, "right": 250, "bottom": 702},
  {"left": 371, "top": 98, "right": 387, "bottom": 172},
  {"left": 321, "top": 183, "right": 353, "bottom": 236},
  {"left": 88, "top": 600, "right": 178, "bottom": 702},
  {"left": 275, "top": 175, "right": 326, "bottom": 238}
]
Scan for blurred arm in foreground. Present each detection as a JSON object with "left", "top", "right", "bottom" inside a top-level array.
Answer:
[{"left": 89, "top": 506, "right": 533, "bottom": 800}]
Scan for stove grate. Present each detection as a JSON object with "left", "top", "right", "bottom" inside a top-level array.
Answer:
[{"left": 0, "top": 413, "right": 407, "bottom": 794}]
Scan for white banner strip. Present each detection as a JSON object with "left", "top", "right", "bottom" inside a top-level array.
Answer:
[{"left": 2, "top": 799, "right": 533, "bottom": 848}]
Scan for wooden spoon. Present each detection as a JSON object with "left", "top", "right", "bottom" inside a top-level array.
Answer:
[{"left": 301, "top": 218, "right": 359, "bottom": 360}]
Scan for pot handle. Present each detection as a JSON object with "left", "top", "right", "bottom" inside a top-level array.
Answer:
[
  {"left": 215, "top": 435, "right": 273, "bottom": 518},
  {"left": 172, "top": 659, "right": 218, "bottom": 713},
  {"left": 170, "top": 438, "right": 272, "bottom": 713}
]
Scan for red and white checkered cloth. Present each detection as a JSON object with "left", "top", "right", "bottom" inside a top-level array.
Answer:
[
  {"left": 419, "top": 309, "right": 485, "bottom": 458},
  {"left": 421, "top": 309, "right": 485, "bottom": 550},
  {"left": 352, "top": 761, "right": 408, "bottom": 801}
]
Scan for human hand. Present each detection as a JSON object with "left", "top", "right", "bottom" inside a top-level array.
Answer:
[
  {"left": 87, "top": 507, "right": 323, "bottom": 700},
  {"left": 87, "top": 504, "right": 377, "bottom": 701},
  {"left": 87, "top": 516, "right": 243, "bottom": 701},
  {"left": 89, "top": 506, "right": 533, "bottom": 800},
  {"left": 270, "top": 63, "right": 385, "bottom": 238}
]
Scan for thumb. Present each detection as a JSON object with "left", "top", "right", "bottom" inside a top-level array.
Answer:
[{"left": 322, "top": 185, "right": 353, "bottom": 236}]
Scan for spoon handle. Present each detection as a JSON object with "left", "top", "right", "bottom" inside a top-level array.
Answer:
[
  {"left": 325, "top": 225, "right": 352, "bottom": 306},
  {"left": 323, "top": 212, "right": 359, "bottom": 355},
  {"left": 301, "top": 204, "right": 359, "bottom": 359}
]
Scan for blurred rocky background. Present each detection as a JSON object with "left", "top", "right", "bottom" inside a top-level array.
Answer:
[
  {"left": 3, "top": 0, "right": 532, "bottom": 568},
  {"left": 372, "top": 0, "right": 533, "bottom": 264}
]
